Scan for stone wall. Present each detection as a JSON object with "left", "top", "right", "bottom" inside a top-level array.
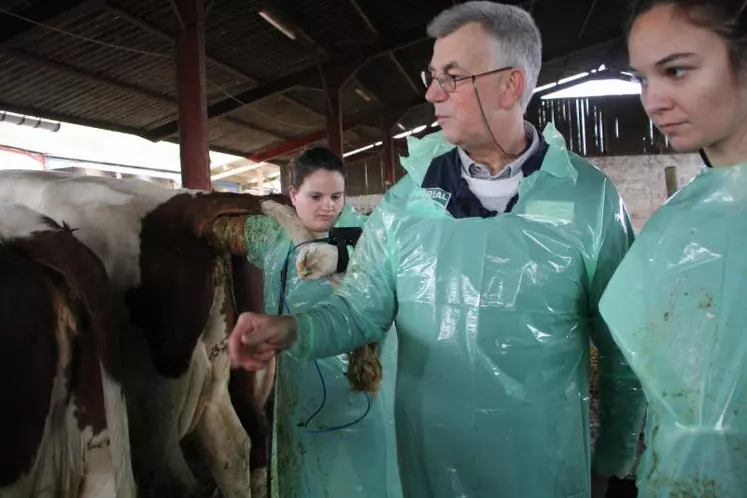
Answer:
[{"left": 589, "top": 154, "right": 704, "bottom": 231}]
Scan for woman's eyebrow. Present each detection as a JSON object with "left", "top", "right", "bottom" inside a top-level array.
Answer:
[{"left": 655, "top": 52, "right": 697, "bottom": 67}]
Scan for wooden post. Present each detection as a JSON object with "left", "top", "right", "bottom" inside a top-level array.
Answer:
[{"left": 664, "top": 166, "right": 678, "bottom": 197}]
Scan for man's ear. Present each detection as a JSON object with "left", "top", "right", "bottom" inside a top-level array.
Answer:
[{"left": 500, "top": 68, "right": 526, "bottom": 109}]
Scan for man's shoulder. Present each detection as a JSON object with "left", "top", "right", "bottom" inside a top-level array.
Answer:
[
  {"left": 383, "top": 174, "right": 417, "bottom": 205},
  {"left": 565, "top": 150, "right": 621, "bottom": 197}
]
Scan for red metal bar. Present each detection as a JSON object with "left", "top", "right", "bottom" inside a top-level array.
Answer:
[
  {"left": 248, "top": 130, "right": 327, "bottom": 163},
  {"left": 247, "top": 109, "right": 376, "bottom": 163},
  {"left": 246, "top": 95, "right": 426, "bottom": 164},
  {"left": 176, "top": 0, "right": 210, "bottom": 190}
]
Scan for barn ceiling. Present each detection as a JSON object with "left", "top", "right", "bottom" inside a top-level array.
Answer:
[{"left": 0, "top": 0, "right": 632, "bottom": 167}]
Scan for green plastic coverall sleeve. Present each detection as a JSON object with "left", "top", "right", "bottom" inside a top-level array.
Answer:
[
  {"left": 599, "top": 161, "right": 747, "bottom": 497},
  {"left": 243, "top": 203, "right": 402, "bottom": 498},
  {"left": 290, "top": 123, "right": 646, "bottom": 497},
  {"left": 244, "top": 213, "right": 284, "bottom": 270}
]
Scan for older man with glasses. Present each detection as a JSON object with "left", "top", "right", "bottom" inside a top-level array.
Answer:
[{"left": 228, "top": 2, "right": 646, "bottom": 497}]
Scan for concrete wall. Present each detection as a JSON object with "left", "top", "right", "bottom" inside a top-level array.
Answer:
[{"left": 589, "top": 154, "right": 704, "bottom": 231}]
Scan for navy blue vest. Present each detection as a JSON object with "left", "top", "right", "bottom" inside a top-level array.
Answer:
[{"left": 420, "top": 135, "right": 549, "bottom": 219}]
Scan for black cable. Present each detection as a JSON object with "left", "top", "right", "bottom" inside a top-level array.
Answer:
[
  {"left": 699, "top": 148, "right": 713, "bottom": 168},
  {"left": 472, "top": 81, "right": 523, "bottom": 160}
]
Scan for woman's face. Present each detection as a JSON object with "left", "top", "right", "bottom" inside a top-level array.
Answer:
[
  {"left": 628, "top": 4, "right": 747, "bottom": 156},
  {"left": 289, "top": 169, "right": 345, "bottom": 234}
]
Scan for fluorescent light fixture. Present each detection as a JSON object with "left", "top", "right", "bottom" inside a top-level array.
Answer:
[
  {"left": 430, "top": 120, "right": 438, "bottom": 127},
  {"left": 354, "top": 88, "right": 373, "bottom": 102},
  {"left": 557, "top": 72, "right": 589, "bottom": 85},
  {"left": 397, "top": 123, "right": 406, "bottom": 130},
  {"left": 211, "top": 161, "right": 264, "bottom": 181},
  {"left": 394, "top": 125, "right": 424, "bottom": 139},
  {"left": 343, "top": 143, "right": 375, "bottom": 157},
  {"left": 258, "top": 10, "right": 297, "bottom": 40},
  {"left": 541, "top": 79, "right": 641, "bottom": 100},
  {"left": 347, "top": 123, "right": 435, "bottom": 159},
  {"left": 533, "top": 82, "right": 557, "bottom": 93}
]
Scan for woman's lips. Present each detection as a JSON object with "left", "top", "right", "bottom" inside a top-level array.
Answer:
[{"left": 657, "top": 121, "right": 686, "bottom": 133}]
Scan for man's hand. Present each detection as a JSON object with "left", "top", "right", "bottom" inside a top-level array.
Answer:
[{"left": 228, "top": 312, "right": 297, "bottom": 371}]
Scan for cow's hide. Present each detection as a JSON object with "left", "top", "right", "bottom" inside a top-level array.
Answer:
[
  {"left": 0, "top": 203, "right": 135, "bottom": 498},
  {"left": 0, "top": 170, "right": 348, "bottom": 498},
  {"left": 0, "top": 170, "right": 384, "bottom": 498}
]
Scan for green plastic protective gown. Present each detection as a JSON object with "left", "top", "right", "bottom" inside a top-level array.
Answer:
[
  {"left": 599, "top": 161, "right": 747, "bottom": 498},
  {"left": 288, "top": 123, "right": 646, "bottom": 498},
  {"left": 244, "top": 204, "right": 403, "bottom": 498}
]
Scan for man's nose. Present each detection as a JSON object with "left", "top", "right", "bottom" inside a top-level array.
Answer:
[{"left": 425, "top": 80, "right": 447, "bottom": 103}]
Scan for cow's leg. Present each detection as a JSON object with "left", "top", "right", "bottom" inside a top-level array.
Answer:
[
  {"left": 193, "top": 387, "right": 252, "bottom": 498},
  {"left": 229, "top": 363, "right": 276, "bottom": 498},
  {"left": 153, "top": 441, "right": 199, "bottom": 497},
  {"left": 121, "top": 345, "right": 202, "bottom": 497}
]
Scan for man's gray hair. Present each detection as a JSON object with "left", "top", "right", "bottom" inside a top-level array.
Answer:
[{"left": 427, "top": 1, "right": 542, "bottom": 108}]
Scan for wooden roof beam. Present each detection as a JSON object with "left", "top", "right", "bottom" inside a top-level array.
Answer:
[
  {"left": 255, "top": 2, "right": 393, "bottom": 113},
  {"left": 578, "top": 0, "right": 600, "bottom": 40},
  {"left": 146, "top": 26, "right": 429, "bottom": 141},
  {"left": 349, "top": 0, "right": 421, "bottom": 95},
  {"left": 0, "top": 0, "right": 98, "bottom": 46},
  {"left": 245, "top": 95, "right": 424, "bottom": 163},
  {"left": 104, "top": 2, "right": 323, "bottom": 119},
  {"left": 224, "top": 116, "right": 290, "bottom": 140}
]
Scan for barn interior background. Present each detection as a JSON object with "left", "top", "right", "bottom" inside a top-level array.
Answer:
[
  {"left": 0, "top": 0, "right": 702, "bottom": 233},
  {"left": 0, "top": 0, "right": 699, "bottom": 493}
]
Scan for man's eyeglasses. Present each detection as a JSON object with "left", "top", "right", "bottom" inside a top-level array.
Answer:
[{"left": 420, "top": 66, "right": 513, "bottom": 93}]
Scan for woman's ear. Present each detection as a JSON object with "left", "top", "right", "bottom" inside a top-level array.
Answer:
[{"left": 289, "top": 186, "right": 297, "bottom": 205}]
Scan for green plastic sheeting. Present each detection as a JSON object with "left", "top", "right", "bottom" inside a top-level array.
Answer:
[
  {"left": 599, "top": 161, "right": 747, "bottom": 498},
  {"left": 244, "top": 203, "right": 402, "bottom": 498},
  {"left": 288, "top": 124, "right": 646, "bottom": 497}
]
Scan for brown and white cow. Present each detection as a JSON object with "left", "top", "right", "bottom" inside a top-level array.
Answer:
[
  {"left": 0, "top": 202, "right": 136, "bottom": 498},
  {"left": 0, "top": 170, "right": 345, "bottom": 498}
]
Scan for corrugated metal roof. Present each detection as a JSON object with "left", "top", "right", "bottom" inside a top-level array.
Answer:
[{"left": 0, "top": 0, "right": 631, "bottom": 164}]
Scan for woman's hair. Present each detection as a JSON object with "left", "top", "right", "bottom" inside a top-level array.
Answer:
[
  {"left": 626, "top": 0, "right": 747, "bottom": 77},
  {"left": 290, "top": 145, "right": 345, "bottom": 189}
]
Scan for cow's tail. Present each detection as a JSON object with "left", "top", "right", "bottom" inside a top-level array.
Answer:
[{"left": 17, "top": 218, "right": 138, "bottom": 498}]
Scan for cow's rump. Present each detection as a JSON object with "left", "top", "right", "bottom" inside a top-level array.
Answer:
[{"left": 0, "top": 203, "right": 135, "bottom": 498}]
